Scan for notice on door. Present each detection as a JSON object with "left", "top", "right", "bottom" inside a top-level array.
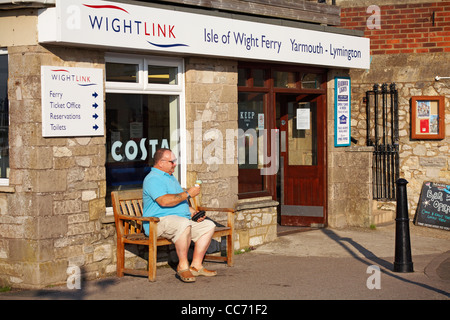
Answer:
[
  {"left": 41, "top": 66, "right": 104, "bottom": 137},
  {"left": 334, "top": 77, "right": 351, "bottom": 147},
  {"left": 296, "top": 108, "right": 310, "bottom": 130}
]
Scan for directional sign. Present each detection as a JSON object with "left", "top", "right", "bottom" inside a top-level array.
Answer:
[{"left": 41, "top": 66, "right": 104, "bottom": 137}]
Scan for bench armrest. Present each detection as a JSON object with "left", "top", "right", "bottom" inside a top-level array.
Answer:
[
  {"left": 197, "top": 207, "right": 235, "bottom": 230},
  {"left": 197, "top": 206, "right": 235, "bottom": 214}
]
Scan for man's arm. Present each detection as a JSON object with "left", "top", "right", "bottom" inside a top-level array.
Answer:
[
  {"left": 155, "top": 192, "right": 189, "bottom": 207},
  {"left": 155, "top": 186, "right": 200, "bottom": 207}
]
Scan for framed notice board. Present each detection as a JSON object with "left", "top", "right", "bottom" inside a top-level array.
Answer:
[
  {"left": 414, "top": 181, "right": 450, "bottom": 231},
  {"left": 411, "top": 96, "right": 445, "bottom": 140}
]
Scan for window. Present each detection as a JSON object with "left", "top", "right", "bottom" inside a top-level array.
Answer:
[
  {"left": 106, "top": 62, "right": 139, "bottom": 83},
  {"left": 301, "top": 73, "right": 321, "bottom": 89},
  {"left": 238, "top": 64, "right": 325, "bottom": 199},
  {"left": 148, "top": 65, "right": 178, "bottom": 85},
  {"left": 0, "top": 49, "right": 9, "bottom": 186},
  {"left": 105, "top": 54, "right": 185, "bottom": 207},
  {"left": 274, "top": 71, "right": 296, "bottom": 88},
  {"left": 238, "top": 92, "right": 266, "bottom": 194}
]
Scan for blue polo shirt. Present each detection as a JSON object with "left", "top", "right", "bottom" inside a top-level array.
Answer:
[{"left": 142, "top": 168, "right": 190, "bottom": 235}]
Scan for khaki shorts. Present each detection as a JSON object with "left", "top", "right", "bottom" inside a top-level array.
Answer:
[{"left": 157, "top": 215, "right": 216, "bottom": 244}]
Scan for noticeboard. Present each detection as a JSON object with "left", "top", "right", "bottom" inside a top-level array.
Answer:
[{"left": 414, "top": 181, "right": 450, "bottom": 231}]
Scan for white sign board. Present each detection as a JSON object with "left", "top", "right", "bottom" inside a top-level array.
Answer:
[
  {"left": 334, "top": 77, "right": 351, "bottom": 147},
  {"left": 38, "top": 0, "right": 370, "bottom": 69},
  {"left": 41, "top": 66, "right": 104, "bottom": 137},
  {"left": 296, "top": 108, "right": 310, "bottom": 130}
]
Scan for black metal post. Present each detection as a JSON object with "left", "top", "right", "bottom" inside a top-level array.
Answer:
[{"left": 393, "top": 178, "right": 414, "bottom": 272}]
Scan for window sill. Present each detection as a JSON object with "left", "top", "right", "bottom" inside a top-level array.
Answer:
[{"left": 0, "top": 185, "right": 15, "bottom": 193}]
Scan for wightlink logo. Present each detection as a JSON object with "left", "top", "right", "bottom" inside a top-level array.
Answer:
[
  {"left": 50, "top": 69, "right": 96, "bottom": 87},
  {"left": 65, "top": 3, "right": 189, "bottom": 49}
]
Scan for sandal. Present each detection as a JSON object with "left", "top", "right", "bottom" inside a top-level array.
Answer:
[
  {"left": 190, "top": 266, "right": 217, "bottom": 277},
  {"left": 176, "top": 268, "right": 196, "bottom": 283}
]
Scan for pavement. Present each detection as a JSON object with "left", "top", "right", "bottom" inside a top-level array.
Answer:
[{"left": 1, "top": 223, "right": 449, "bottom": 305}]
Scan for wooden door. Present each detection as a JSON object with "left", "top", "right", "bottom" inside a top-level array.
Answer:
[{"left": 278, "top": 93, "right": 326, "bottom": 226}]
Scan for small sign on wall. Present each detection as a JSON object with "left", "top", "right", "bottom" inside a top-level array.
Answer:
[
  {"left": 41, "top": 66, "right": 104, "bottom": 137},
  {"left": 334, "top": 77, "right": 351, "bottom": 147}
]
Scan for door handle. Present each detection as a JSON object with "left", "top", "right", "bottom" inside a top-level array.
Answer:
[{"left": 281, "top": 130, "right": 286, "bottom": 153}]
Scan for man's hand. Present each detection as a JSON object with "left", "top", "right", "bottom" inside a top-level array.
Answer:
[
  {"left": 190, "top": 207, "right": 206, "bottom": 222},
  {"left": 187, "top": 186, "right": 200, "bottom": 198}
]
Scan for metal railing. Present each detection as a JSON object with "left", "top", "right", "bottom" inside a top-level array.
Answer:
[{"left": 365, "top": 83, "right": 399, "bottom": 200}]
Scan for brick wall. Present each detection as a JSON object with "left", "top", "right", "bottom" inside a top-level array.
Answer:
[{"left": 340, "top": 2, "right": 450, "bottom": 55}]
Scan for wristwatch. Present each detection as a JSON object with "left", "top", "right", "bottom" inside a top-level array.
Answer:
[{"left": 186, "top": 191, "right": 191, "bottom": 200}]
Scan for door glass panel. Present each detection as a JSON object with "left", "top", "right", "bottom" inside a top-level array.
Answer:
[
  {"left": 238, "top": 92, "right": 265, "bottom": 169},
  {"left": 288, "top": 102, "right": 317, "bottom": 166},
  {"left": 238, "top": 92, "right": 266, "bottom": 194}
]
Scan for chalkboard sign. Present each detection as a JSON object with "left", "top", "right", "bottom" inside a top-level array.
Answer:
[{"left": 414, "top": 181, "right": 450, "bottom": 231}]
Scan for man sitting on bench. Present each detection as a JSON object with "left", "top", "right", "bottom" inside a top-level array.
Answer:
[{"left": 142, "top": 148, "right": 217, "bottom": 283}]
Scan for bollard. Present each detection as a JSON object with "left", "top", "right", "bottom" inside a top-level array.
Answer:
[{"left": 393, "top": 178, "right": 414, "bottom": 272}]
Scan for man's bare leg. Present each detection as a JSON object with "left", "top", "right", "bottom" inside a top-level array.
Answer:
[
  {"left": 174, "top": 226, "right": 196, "bottom": 282},
  {"left": 190, "top": 228, "right": 216, "bottom": 276},
  {"left": 175, "top": 225, "right": 192, "bottom": 270}
]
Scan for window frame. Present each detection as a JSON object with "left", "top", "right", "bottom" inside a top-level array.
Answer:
[
  {"left": 105, "top": 53, "right": 187, "bottom": 194},
  {"left": 0, "top": 48, "right": 9, "bottom": 187}
]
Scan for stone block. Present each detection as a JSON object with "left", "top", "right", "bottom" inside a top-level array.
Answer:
[
  {"left": 236, "top": 230, "right": 249, "bottom": 249},
  {"left": 10, "top": 146, "right": 53, "bottom": 170},
  {"left": 89, "top": 198, "right": 106, "bottom": 221},
  {"left": 419, "top": 157, "right": 446, "bottom": 167},
  {"left": 67, "top": 221, "right": 95, "bottom": 236},
  {"left": 93, "top": 244, "right": 112, "bottom": 262},
  {"left": 54, "top": 199, "right": 81, "bottom": 215},
  {"left": 249, "top": 236, "right": 263, "bottom": 246},
  {"left": 8, "top": 239, "right": 54, "bottom": 263},
  {"left": 25, "top": 215, "right": 68, "bottom": 240},
  {"left": 31, "top": 170, "right": 67, "bottom": 193}
]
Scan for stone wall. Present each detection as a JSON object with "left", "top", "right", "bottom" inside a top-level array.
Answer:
[
  {"left": 184, "top": 57, "right": 239, "bottom": 224},
  {"left": 339, "top": 1, "right": 450, "bottom": 219},
  {"left": 349, "top": 52, "right": 450, "bottom": 217},
  {"left": 0, "top": 45, "right": 115, "bottom": 289},
  {"left": 235, "top": 197, "right": 279, "bottom": 249},
  {"left": 326, "top": 69, "right": 375, "bottom": 228}
]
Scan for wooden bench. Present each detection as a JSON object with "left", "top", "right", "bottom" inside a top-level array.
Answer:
[{"left": 112, "top": 189, "right": 235, "bottom": 281}]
